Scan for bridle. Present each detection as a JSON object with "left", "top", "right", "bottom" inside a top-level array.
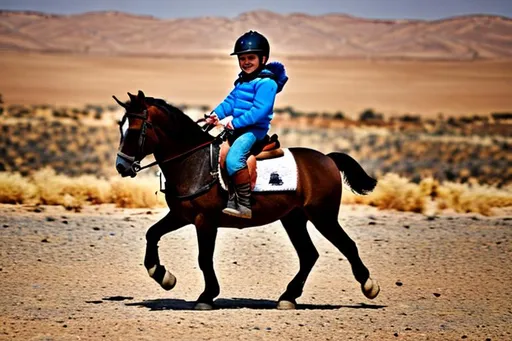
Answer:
[
  {"left": 117, "top": 107, "right": 227, "bottom": 174},
  {"left": 117, "top": 109, "right": 155, "bottom": 173}
]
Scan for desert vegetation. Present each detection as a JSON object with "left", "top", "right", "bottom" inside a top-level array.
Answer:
[
  {"left": 0, "top": 168, "right": 165, "bottom": 211},
  {"left": 0, "top": 101, "right": 510, "bottom": 215}
]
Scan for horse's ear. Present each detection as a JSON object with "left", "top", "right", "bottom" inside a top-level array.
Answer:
[
  {"left": 137, "top": 90, "right": 147, "bottom": 107},
  {"left": 112, "top": 95, "right": 128, "bottom": 109},
  {"left": 127, "top": 92, "right": 137, "bottom": 103}
]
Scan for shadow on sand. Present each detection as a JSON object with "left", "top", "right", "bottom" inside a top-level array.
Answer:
[{"left": 125, "top": 297, "right": 387, "bottom": 311}]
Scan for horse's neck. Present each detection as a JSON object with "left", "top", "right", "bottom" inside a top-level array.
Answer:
[{"left": 154, "top": 117, "right": 213, "bottom": 162}]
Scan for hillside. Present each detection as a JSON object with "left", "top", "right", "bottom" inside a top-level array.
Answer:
[{"left": 1, "top": 10, "right": 511, "bottom": 59}]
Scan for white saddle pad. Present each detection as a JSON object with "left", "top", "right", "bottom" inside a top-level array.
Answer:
[
  {"left": 252, "top": 148, "right": 298, "bottom": 192},
  {"left": 160, "top": 148, "right": 298, "bottom": 194}
]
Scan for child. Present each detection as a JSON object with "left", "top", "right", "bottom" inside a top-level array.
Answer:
[{"left": 206, "top": 30, "right": 288, "bottom": 219}]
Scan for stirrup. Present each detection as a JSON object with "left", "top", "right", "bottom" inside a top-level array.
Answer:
[{"left": 223, "top": 206, "right": 252, "bottom": 219}]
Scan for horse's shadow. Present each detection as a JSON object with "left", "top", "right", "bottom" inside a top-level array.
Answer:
[{"left": 125, "top": 297, "right": 386, "bottom": 311}]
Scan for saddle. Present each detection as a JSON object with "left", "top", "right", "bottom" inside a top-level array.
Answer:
[{"left": 219, "top": 134, "right": 284, "bottom": 190}]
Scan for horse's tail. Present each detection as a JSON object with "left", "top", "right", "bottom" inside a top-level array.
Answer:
[{"left": 327, "top": 152, "right": 377, "bottom": 195}]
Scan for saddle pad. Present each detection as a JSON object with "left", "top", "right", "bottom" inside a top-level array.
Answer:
[
  {"left": 252, "top": 148, "right": 297, "bottom": 192},
  {"left": 160, "top": 148, "right": 298, "bottom": 194}
]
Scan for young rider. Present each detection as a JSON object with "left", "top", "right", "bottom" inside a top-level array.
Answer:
[{"left": 206, "top": 30, "right": 288, "bottom": 219}]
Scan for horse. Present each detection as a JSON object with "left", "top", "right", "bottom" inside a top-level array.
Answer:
[{"left": 114, "top": 90, "right": 380, "bottom": 310}]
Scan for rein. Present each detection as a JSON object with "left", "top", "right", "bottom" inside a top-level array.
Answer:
[
  {"left": 134, "top": 138, "right": 214, "bottom": 173},
  {"left": 127, "top": 116, "right": 229, "bottom": 174}
]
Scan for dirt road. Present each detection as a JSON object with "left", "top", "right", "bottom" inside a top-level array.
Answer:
[{"left": 0, "top": 204, "right": 510, "bottom": 340}]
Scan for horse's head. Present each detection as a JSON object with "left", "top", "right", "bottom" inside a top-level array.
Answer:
[
  {"left": 114, "top": 90, "right": 213, "bottom": 178},
  {"left": 114, "top": 90, "right": 160, "bottom": 177}
]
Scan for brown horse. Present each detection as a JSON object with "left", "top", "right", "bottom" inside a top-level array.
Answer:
[{"left": 114, "top": 90, "right": 380, "bottom": 310}]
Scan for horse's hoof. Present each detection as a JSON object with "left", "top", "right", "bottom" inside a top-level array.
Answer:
[
  {"left": 160, "top": 270, "right": 177, "bottom": 291},
  {"left": 277, "top": 300, "right": 296, "bottom": 310},
  {"left": 194, "top": 302, "right": 214, "bottom": 310},
  {"left": 362, "top": 277, "right": 380, "bottom": 299}
]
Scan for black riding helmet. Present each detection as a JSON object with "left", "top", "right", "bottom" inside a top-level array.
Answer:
[{"left": 230, "top": 31, "right": 270, "bottom": 61}]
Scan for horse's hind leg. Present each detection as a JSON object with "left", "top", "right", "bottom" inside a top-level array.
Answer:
[
  {"left": 306, "top": 209, "right": 380, "bottom": 299},
  {"left": 145, "top": 212, "right": 188, "bottom": 291},
  {"left": 277, "top": 209, "right": 319, "bottom": 310}
]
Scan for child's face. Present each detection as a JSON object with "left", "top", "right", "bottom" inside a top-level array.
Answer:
[{"left": 238, "top": 53, "right": 266, "bottom": 74}]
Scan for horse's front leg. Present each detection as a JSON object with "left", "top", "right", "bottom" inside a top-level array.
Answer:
[
  {"left": 144, "top": 211, "right": 188, "bottom": 290},
  {"left": 194, "top": 214, "right": 219, "bottom": 310}
]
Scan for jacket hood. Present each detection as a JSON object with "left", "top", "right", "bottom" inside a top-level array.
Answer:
[{"left": 260, "top": 62, "right": 288, "bottom": 93}]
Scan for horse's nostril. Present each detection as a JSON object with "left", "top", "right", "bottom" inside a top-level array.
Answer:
[{"left": 116, "top": 163, "right": 126, "bottom": 173}]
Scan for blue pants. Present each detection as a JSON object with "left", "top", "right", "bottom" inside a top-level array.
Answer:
[{"left": 226, "top": 131, "right": 258, "bottom": 176}]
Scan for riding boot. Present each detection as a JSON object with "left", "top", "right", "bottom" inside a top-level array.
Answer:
[
  {"left": 222, "top": 168, "right": 252, "bottom": 219},
  {"left": 225, "top": 181, "right": 238, "bottom": 212}
]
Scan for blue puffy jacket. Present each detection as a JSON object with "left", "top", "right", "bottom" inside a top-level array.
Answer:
[{"left": 214, "top": 62, "right": 288, "bottom": 140}]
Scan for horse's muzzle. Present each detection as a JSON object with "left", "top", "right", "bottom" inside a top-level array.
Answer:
[{"left": 116, "top": 155, "right": 137, "bottom": 178}]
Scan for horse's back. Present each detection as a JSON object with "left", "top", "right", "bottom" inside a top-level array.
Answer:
[{"left": 288, "top": 147, "right": 343, "bottom": 206}]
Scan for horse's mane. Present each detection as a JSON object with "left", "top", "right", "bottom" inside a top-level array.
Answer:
[
  {"left": 141, "top": 97, "right": 211, "bottom": 142},
  {"left": 145, "top": 97, "right": 182, "bottom": 117}
]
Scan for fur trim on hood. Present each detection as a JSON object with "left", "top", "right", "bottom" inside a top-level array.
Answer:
[{"left": 261, "top": 62, "right": 288, "bottom": 93}]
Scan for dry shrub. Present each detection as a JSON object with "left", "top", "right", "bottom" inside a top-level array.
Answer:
[
  {"left": 342, "top": 173, "right": 426, "bottom": 213},
  {"left": 436, "top": 182, "right": 512, "bottom": 216},
  {"left": 0, "top": 172, "right": 37, "bottom": 204},
  {"left": 31, "top": 168, "right": 111, "bottom": 208},
  {"left": 2, "top": 168, "right": 511, "bottom": 215},
  {"left": 62, "top": 193, "right": 84, "bottom": 212},
  {"left": 110, "top": 177, "right": 165, "bottom": 208},
  {"left": 419, "top": 177, "right": 440, "bottom": 198}
]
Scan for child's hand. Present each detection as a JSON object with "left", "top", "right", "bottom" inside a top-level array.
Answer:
[
  {"left": 219, "top": 116, "right": 234, "bottom": 130},
  {"left": 205, "top": 112, "right": 219, "bottom": 125}
]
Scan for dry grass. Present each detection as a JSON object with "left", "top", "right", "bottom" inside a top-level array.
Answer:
[
  {"left": 0, "top": 172, "right": 37, "bottom": 204},
  {"left": 0, "top": 168, "right": 165, "bottom": 210},
  {"left": 2, "top": 169, "right": 510, "bottom": 215},
  {"left": 435, "top": 182, "right": 512, "bottom": 216},
  {"left": 342, "top": 173, "right": 426, "bottom": 213},
  {"left": 31, "top": 168, "right": 111, "bottom": 207},
  {"left": 341, "top": 173, "right": 512, "bottom": 215},
  {"left": 110, "top": 177, "right": 166, "bottom": 208}
]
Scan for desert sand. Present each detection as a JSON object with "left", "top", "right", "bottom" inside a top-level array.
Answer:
[
  {"left": 1, "top": 51, "right": 512, "bottom": 118},
  {"left": 0, "top": 203, "right": 510, "bottom": 341}
]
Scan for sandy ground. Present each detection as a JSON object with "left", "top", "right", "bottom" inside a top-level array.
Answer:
[
  {"left": 0, "top": 204, "right": 511, "bottom": 341},
  {"left": 1, "top": 51, "right": 512, "bottom": 117}
]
